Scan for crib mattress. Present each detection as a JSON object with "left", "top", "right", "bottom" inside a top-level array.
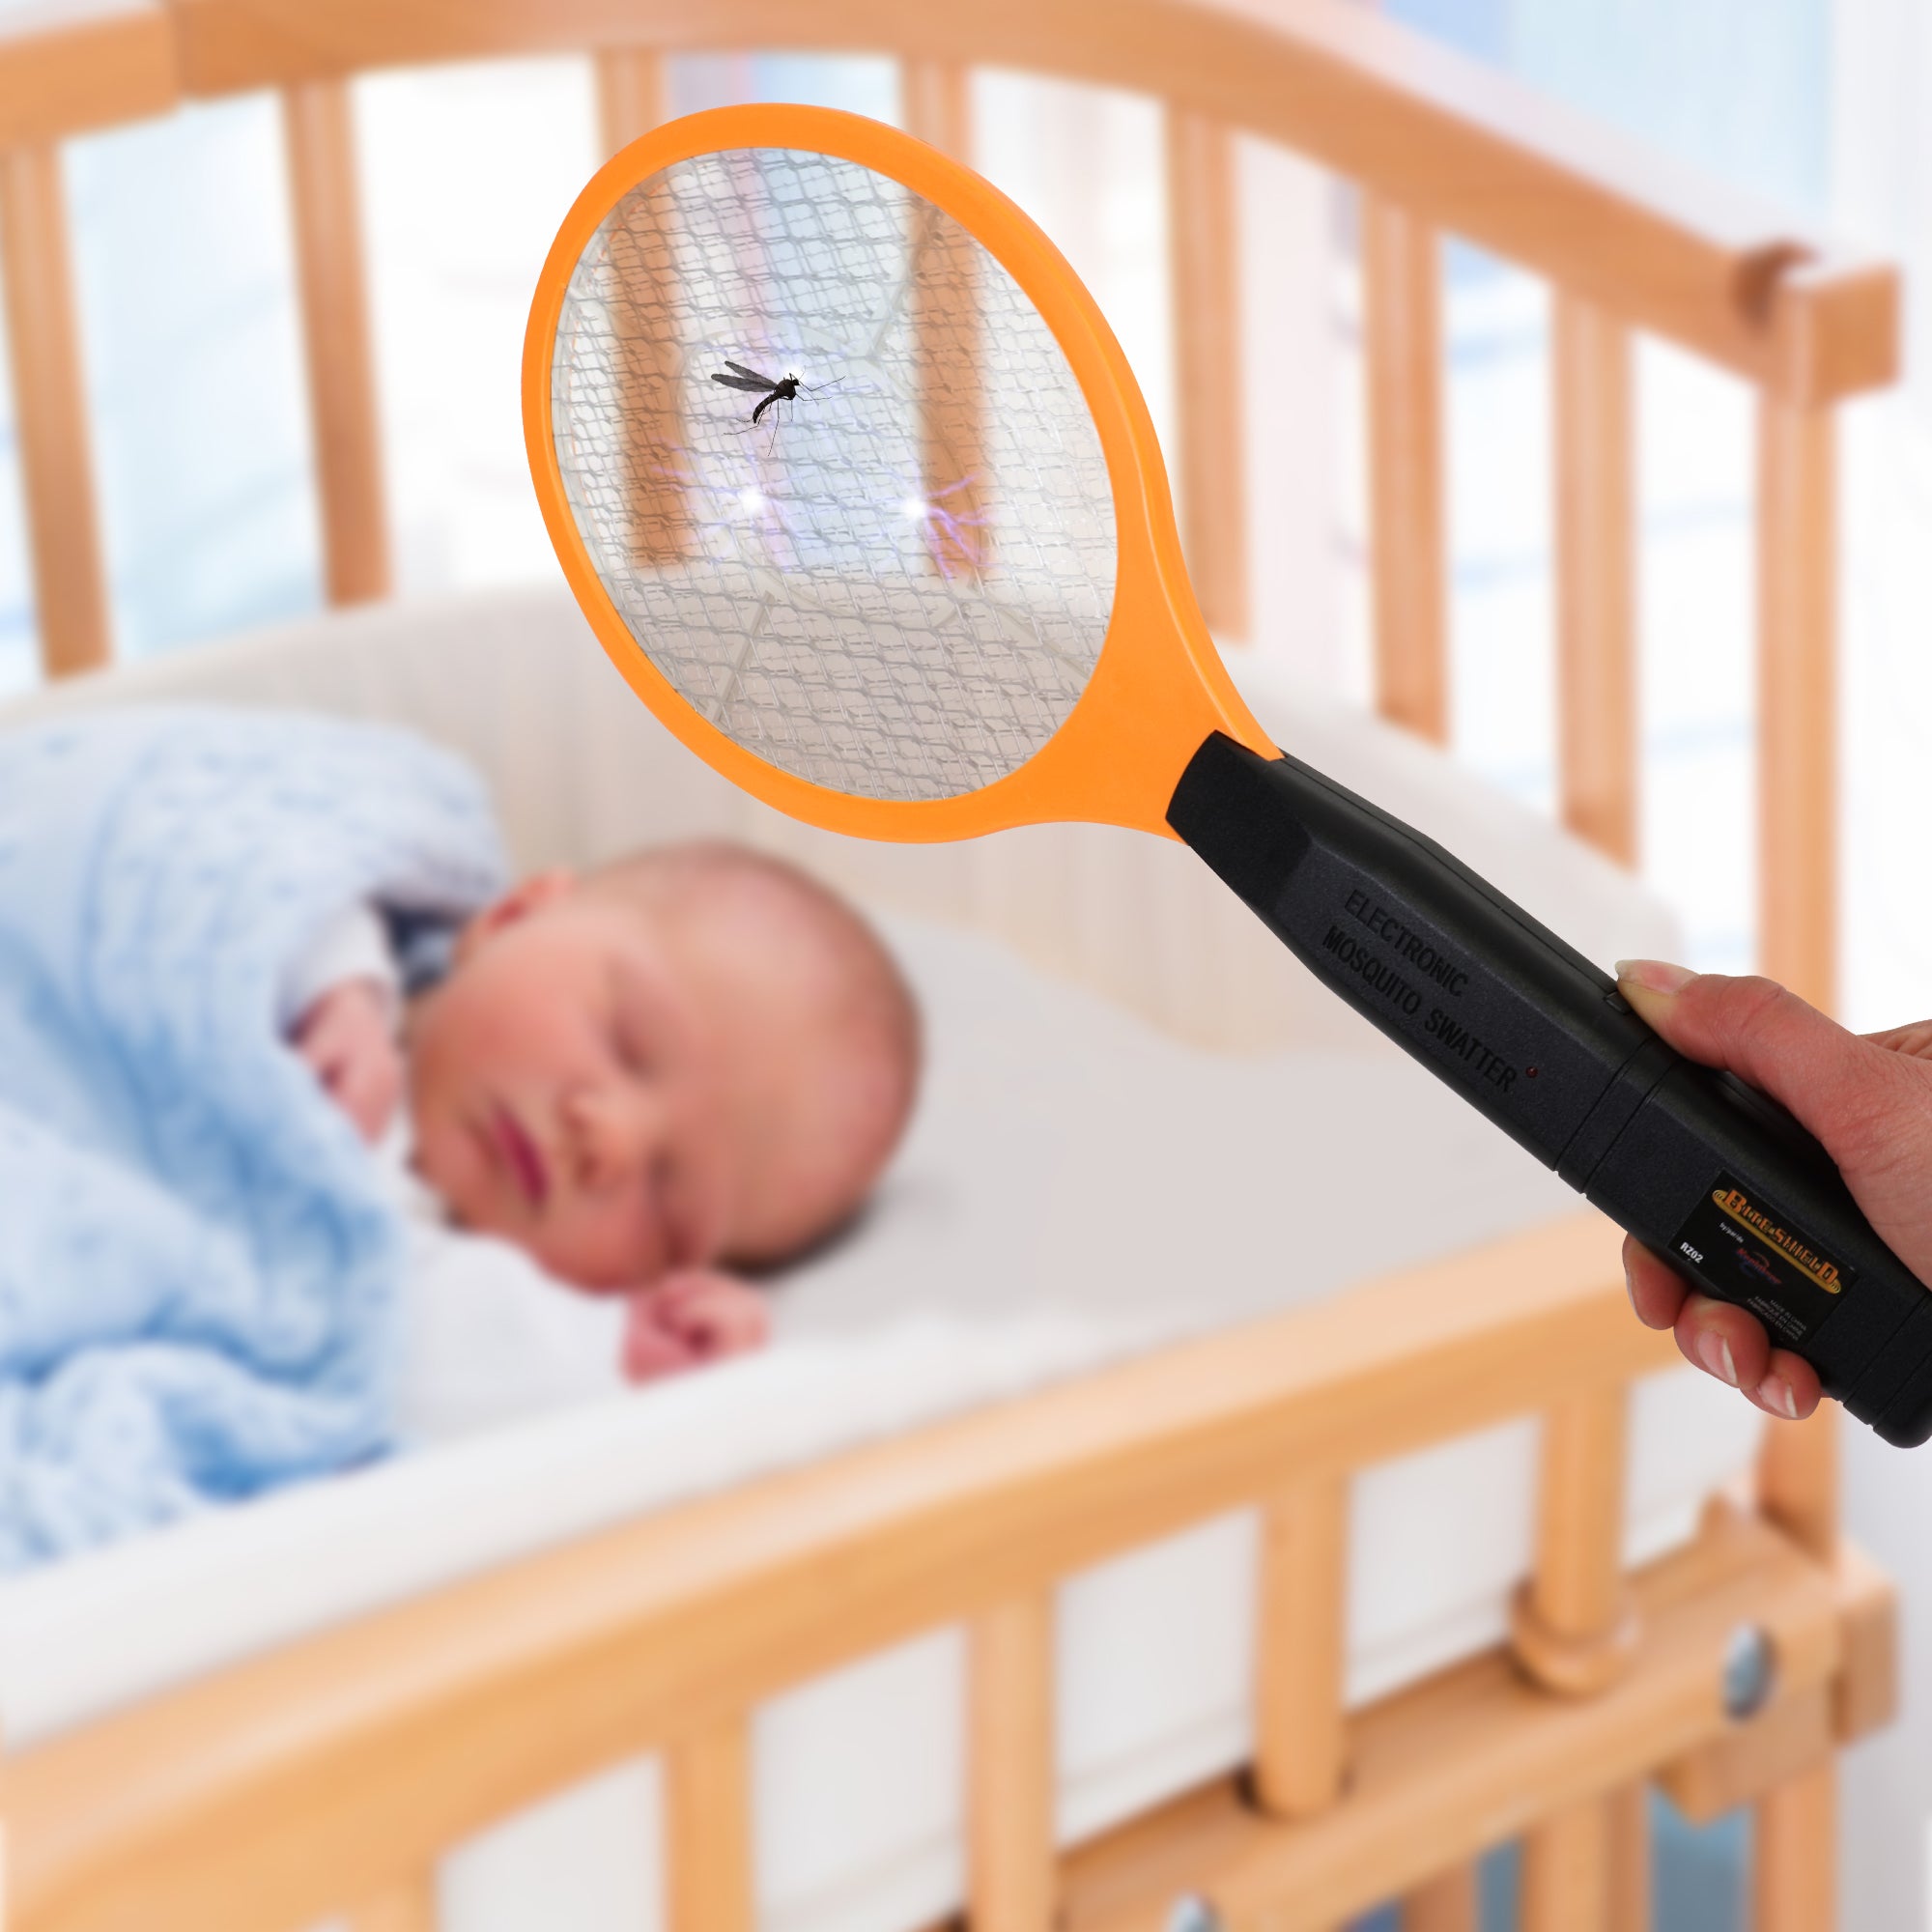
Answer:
[{"left": 0, "top": 915, "right": 1758, "bottom": 1932}]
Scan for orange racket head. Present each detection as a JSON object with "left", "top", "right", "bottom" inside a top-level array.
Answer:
[{"left": 524, "top": 102, "right": 1275, "bottom": 842}]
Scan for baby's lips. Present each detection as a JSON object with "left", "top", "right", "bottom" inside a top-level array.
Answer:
[{"left": 487, "top": 1102, "right": 550, "bottom": 1209}]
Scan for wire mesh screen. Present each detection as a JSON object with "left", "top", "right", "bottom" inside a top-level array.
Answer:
[{"left": 550, "top": 147, "right": 1117, "bottom": 803}]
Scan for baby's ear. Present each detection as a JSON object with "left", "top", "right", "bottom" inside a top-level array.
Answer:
[{"left": 454, "top": 870, "right": 576, "bottom": 961}]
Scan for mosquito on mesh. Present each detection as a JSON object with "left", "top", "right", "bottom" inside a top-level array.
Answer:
[{"left": 711, "top": 360, "right": 841, "bottom": 451}]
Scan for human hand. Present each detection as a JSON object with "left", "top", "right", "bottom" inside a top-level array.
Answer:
[
  {"left": 292, "top": 979, "right": 404, "bottom": 1145},
  {"left": 1616, "top": 958, "right": 1932, "bottom": 1421},
  {"left": 622, "top": 1269, "right": 771, "bottom": 1383}
]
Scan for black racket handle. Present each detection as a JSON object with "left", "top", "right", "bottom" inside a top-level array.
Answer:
[{"left": 1169, "top": 732, "right": 1932, "bottom": 1446}]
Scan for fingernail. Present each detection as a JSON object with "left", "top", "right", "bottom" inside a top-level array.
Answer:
[
  {"left": 1771, "top": 1378, "right": 1800, "bottom": 1420},
  {"left": 1623, "top": 1258, "right": 1635, "bottom": 1315},
  {"left": 1615, "top": 958, "right": 1696, "bottom": 996},
  {"left": 1699, "top": 1330, "right": 1740, "bottom": 1386}
]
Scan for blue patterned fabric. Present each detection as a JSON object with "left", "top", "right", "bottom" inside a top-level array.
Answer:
[{"left": 0, "top": 708, "right": 506, "bottom": 1568}]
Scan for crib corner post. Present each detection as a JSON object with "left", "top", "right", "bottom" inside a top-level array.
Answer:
[
  {"left": 1747, "top": 1408, "right": 1843, "bottom": 1932},
  {"left": 1750, "top": 364, "right": 1845, "bottom": 1932}
]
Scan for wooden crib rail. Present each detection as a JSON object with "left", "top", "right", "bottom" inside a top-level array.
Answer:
[
  {"left": 9, "top": 1212, "right": 1690, "bottom": 1932},
  {"left": 7, "top": 1209, "right": 1894, "bottom": 1932},
  {"left": 158, "top": 0, "right": 1891, "bottom": 406},
  {"left": 0, "top": 4, "right": 176, "bottom": 152},
  {"left": 1059, "top": 1502, "right": 1864, "bottom": 1932}
]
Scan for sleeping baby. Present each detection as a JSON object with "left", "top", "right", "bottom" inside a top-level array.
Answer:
[
  {"left": 284, "top": 840, "right": 922, "bottom": 1391},
  {"left": 0, "top": 707, "right": 930, "bottom": 1566}
]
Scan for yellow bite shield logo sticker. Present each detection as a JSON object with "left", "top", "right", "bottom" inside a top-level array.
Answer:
[
  {"left": 1711, "top": 1186, "right": 1844, "bottom": 1293},
  {"left": 1673, "top": 1170, "right": 1855, "bottom": 1347}
]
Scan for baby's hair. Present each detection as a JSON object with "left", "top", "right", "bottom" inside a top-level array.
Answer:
[{"left": 585, "top": 839, "right": 922, "bottom": 1220}]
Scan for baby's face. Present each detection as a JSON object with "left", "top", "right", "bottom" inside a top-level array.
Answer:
[{"left": 407, "top": 878, "right": 736, "bottom": 1289}]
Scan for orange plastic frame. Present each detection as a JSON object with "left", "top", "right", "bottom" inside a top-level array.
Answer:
[{"left": 523, "top": 102, "right": 1276, "bottom": 842}]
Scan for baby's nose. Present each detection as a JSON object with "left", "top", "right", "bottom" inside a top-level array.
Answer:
[{"left": 566, "top": 1085, "right": 667, "bottom": 1187}]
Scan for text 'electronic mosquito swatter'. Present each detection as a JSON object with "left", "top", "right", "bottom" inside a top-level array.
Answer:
[{"left": 526, "top": 103, "right": 1932, "bottom": 1446}]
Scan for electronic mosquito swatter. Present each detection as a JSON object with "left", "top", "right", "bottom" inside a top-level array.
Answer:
[{"left": 526, "top": 103, "right": 1932, "bottom": 1446}]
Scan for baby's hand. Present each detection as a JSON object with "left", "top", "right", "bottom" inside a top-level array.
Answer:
[
  {"left": 292, "top": 980, "right": 403, "bottom": 1145},
  {"left": 623, "top": 1270, "right": 771, "bottom": 1383}
]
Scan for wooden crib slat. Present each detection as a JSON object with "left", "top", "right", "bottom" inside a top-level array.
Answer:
[
  {"left": 1252, "top": 1474, "right": 1349, "bottom": 1820},
  {"left": 592, "top": 50, "right": 688, "bottom": 568},
  {"left": 1167, "top": 108, "right": 1249, "bottom": 642},
  {"left": 595, "top": 45, "right": 667, "bottom": 157},
  {"left": 1363, "top": 195, "right": 1447, "bottom": 743},
  {"left": 1527, "top": 1775, "right": 1651, "bottom": 1932},
  {"left": 283, "top": 75, "right": 389, "bottom": 606},
  {"left": 1402, "top": 1861, "right": 1480, "bottom": 1931},
  {"left": 666, "top": 1720, "right": 754, "bottom": 1932},
  {"left": 1520, "top": 1799, "right": 1614, "bottom": 1932},
  {"left": 0, "top": 142, "right": 111, "bottom": 678},
  {"left": 1753, "top": 1759, "right": 1835, "bottom": 1932},
  {"left": 1755, "top": 394, "right": 1837, "bottom": 1013},
  {"left": 1763, "top": 1406, "right": 1839, "bottom": 1565},
  {"left": 902, "top": 56, "right": 969, "bottom": 158},
  {"left": 1512, "top": 1385, "right": 1635, "bottom": 1696},
  {"left": 903, "top": 59, "right": 984, "bottom": 582},
  {"left": 1530, "top": 1387, "right": 1628, "bottom": 1641},
  {"left": 347, "top": 1874, "right": 437, "bottom": 1932},
  {"left": 1607, "top": 1780, "right": 1650, "bottom": 1931},
  {"left": 905, "top": 67, "right": 988, "bottom": 582},
  {"left": 969, "top": 1593, "right": 1056, "bottom": 1932},
  {"left": 1553, "top": 296, "right": 1637, "bottom": 867},
  {"left": 1514, "top": 1386, "right": 1635, "bottom": 1932},
  {"left": 1062, "top": 1504, "right": 1838, "bottom": 1932}
]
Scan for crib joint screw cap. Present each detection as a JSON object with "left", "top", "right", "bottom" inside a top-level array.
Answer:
[
  {"left": 1722, "top": 1622, "right": 1777, "bottom": 1720},
  {"left": 1167, "top": 1894, "right": 1226, "bottom": 1932}
]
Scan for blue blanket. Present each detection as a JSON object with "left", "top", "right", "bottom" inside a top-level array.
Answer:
[{"left": 0, "top": 708, "right": 507, "bottom": 1568}]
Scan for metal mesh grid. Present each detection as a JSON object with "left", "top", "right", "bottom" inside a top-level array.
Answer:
[{"left": 550, "top": 147, "right": 1116, "bottom": 802}]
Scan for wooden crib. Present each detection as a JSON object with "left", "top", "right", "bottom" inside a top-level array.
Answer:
[{"left": 0, "top": 3, "right": 1903, "bottom": 1929}]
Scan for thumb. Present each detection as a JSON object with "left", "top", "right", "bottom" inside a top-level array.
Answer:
[{"left": 1613, "top": 960, "right": 1910, "bottom": 1174}]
